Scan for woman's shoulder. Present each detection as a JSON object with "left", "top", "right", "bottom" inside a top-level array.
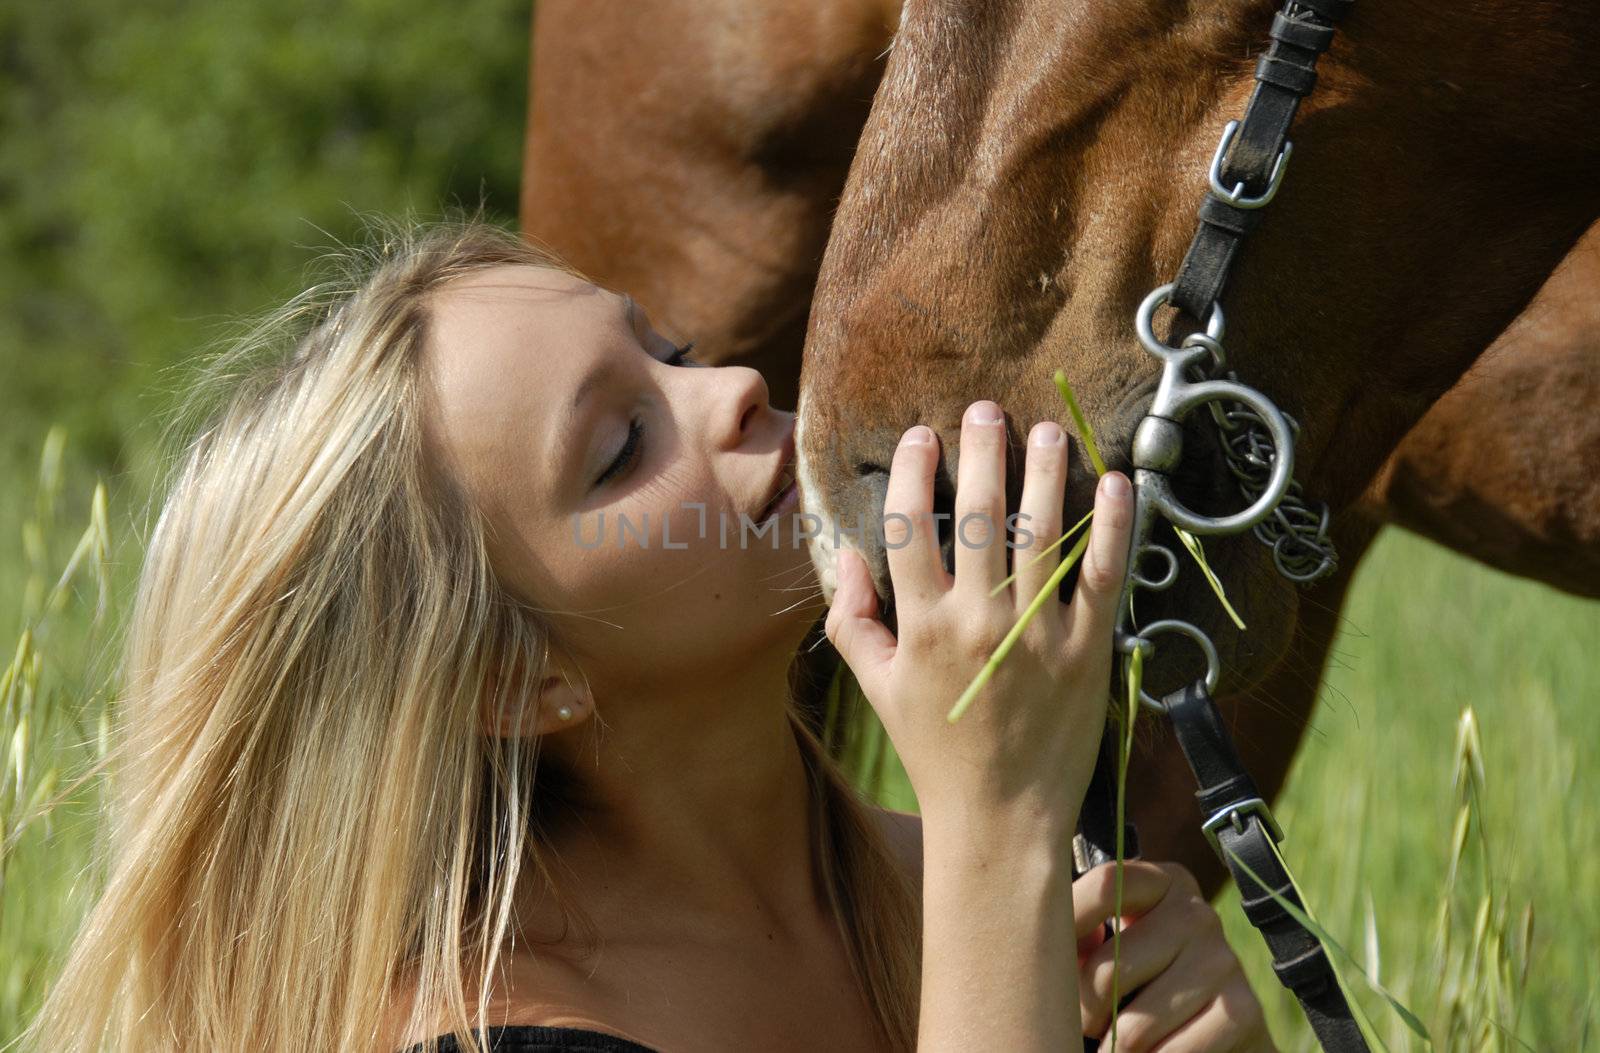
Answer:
[{"left": 389, "top": 808, "right": 922, "bottom": 1053}]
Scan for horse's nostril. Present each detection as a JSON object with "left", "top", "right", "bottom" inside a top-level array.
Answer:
[{"left": 858, "top": 463, "right": 890, "bottom": 513}]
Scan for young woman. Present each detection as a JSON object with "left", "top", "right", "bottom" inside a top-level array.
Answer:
[{"left": 27, "top": 219, "right": 1274, "bottom": 1052}]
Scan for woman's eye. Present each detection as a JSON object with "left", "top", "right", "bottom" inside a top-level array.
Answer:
[
  {"left": 595, "top": 343, "right": 697, "bottom": 487},
  {"left": 597, "top": 418, "right": 642, "bottom": 487}
]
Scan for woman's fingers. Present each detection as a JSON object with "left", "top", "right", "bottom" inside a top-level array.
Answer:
[
  {"left": 1069, "top": 470, "right": 1134, "bottom": 648},
  {"left": 824, "top": 547, "right": 898, "bottom": 688},
  {"left": 1072, "top": 861, "right": 1180, "bottom": 940},
  {"left": 1081, "top": 935, "right": 1220, "bottom": 1045},
  {"left": 952, "top": 400, "right": 1010, "bottom": 596},
  {"left": 1013, "top": 420, "right": 1070, "bottom": 605},
  {"left": 1075, "top": 866, "right": 1208, "bottom": 1040},
  {"left": 882, "top": 425, "right": 950, "bottom": 618},
  {"left": 1073, "top": 862, "right": 1264, "bottom": 1050},
  {"left": 1147, "top": 974, "right": 1275, "bottom": 1053},
  {"left": 1089, "top": 939, "right": 1244, "bottom": 1050}
]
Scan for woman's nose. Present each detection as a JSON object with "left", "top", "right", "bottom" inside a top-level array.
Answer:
[{"left": 718, "top": 366, "right": 770, "bottom": 449}]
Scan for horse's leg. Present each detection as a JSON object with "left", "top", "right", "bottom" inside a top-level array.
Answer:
[
  {"left": 1364, "top": 219, "right": 1600, "bottom": 598},
  {"left": 1128, "top": 513, "right": 1383, "bottom": 898},
  {"left": 520, "top": 0, "right": 898, "bottom": 411}
]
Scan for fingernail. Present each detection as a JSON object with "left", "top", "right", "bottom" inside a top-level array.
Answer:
[
  {"left": 1102, "top": 472, "right": 1130, "bottom": 497},
  {"left": 902, "top": 425, "right": 933, "bottom": 445},
  {"left": 1031, "top": 421, "right": 1063, "bottom": 447},
  {"left": 968, "top": 400, "right": 1003, "bottom": 424}
]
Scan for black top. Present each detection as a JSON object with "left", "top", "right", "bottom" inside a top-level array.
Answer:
[{"left": 407, "top": 1024, "right": 660, "bottom": 1053}]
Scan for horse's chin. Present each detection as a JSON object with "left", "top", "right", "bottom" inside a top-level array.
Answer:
[{"left": 796, "top": 388, "right": 1304, "bottom": 695}]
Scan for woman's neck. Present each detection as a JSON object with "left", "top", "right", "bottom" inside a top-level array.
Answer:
[{"left": 528, "top": 650, "right": 831, "bottom": 948}]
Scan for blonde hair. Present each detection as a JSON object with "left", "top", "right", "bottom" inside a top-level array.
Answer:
[{"left": 22, "top": 214, "right": 921, "bottom": 1052}]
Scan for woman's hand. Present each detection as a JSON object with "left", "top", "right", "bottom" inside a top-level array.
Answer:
[
  {"left": 1074, "top": 861, "right": 1277, "bottom": 1052},
  {"left": 825, "top": 399, "right": 1134, "bottom": 853}
]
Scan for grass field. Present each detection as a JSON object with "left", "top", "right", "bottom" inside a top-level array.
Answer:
[
  {"left": 2, "top": 443, "right": 1597, "bottom": 1050},
  {"left": 1216, "top": 528, "right": 1600, "bottom": 1050}
]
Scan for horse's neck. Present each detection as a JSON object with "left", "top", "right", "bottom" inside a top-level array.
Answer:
[{"left": 1314, "top": 0, "right": 1597, "bottom": 161}]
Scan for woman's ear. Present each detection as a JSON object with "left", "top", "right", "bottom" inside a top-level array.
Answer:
[{"left": 479, "top": 649, "right": 592, "bottom": 739}]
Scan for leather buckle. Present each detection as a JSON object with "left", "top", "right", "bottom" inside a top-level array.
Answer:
[
  {"left": 1207, "top": 120, "right": 1293, "bottom": 209},
  {"left": 1202, "top": 796, "right": 1285, "bottom": 854}
]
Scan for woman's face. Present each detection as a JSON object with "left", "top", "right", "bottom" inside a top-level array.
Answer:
[{"left": 422, "top": 264, "right": 817, "bottom": 697}]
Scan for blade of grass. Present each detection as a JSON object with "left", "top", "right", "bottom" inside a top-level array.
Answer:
[
  {"left": 1108, "top": 645, "right": 1143, "bottom": 1051},
  {"left": 953, "top": 369, "right": 1117, "bottom": 722},
  {"left": 43, "top": 523, "right": 98, "bottom": 617},
  {"left": 821, "top": 664, "right": 843, "bottom": 754},
  {"left": 1053, "top": 370, "right": 1107, "bottom": 478},
  {"left": 1221, "top": 841, "right": 1428, "bottom": 1046},
  {"left": 864, "top": 696, "right": 888, "bottom": 799},
  {"left": 947, "top": 529, "right": 1092, "bottom": 723},
  {"left": 91, "top": 478, "right": 112, "bottom": 623},
  {"left": 1173, "top": 527, "right": 1247, "bottom": 631},
  {"left": 989, "top": 508, "right": 1095, "bottom": 598}
]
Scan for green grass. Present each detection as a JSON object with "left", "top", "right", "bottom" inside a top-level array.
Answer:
[
  {"left": 1213, "top": 529, "right": 1600, "bottom": 1050},
  {"left": 831, "top": 527, "right": 1600, "bottom": 1051},
  {"left": 0, "top": 436, "right": 124, "bottom": 1043}
]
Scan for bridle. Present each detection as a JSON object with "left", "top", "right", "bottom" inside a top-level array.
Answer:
[{"left": 1072, "top": 0, "right": 1367, "bottom": 1049}]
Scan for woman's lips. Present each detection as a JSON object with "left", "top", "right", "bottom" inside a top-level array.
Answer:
[
  {"left": 753, "top": 423, "right": 798, "bottom": 521},
  {"left": 761, "top": 479, "right": 800, "bottom": 522}
]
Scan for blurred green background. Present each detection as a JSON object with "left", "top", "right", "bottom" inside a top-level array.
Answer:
[
  {"left": 0, "top": 0, "right": 530, "bottom": 1040},
  {"left": 2, "top": 2, "right": 1597, "bottom": 1050},
  {"left": 0, "top": 0, "right": 528, "bottom": 489}
]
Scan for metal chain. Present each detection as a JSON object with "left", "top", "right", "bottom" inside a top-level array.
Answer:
[
  {"left": 1205, "top": 380, "right": 1337, "bottom": 583},
  {"left": 1176, "top": 332, "right": 1338, "bottom": 584}
]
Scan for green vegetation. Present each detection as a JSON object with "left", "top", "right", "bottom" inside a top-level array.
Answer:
[
  {"left": 0, "top": 0, "right": 528, "bottom": 485},
  {"left": 1215, "top": 529, "right": 1600, "bottom": 1050},
  {"left": 1, "top": 435, "right": 117, "bottom": 1038}
]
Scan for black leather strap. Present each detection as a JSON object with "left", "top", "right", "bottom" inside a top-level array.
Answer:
[
  {"left": 1162, "top": 681, "right": 1370, "bottom": 1052},
  {"left": 1147, "top": 5, "right": 1362, "bottom": 1047},
  {"left": 1074, "top": 726, "right": 1140, "bottom": 874},
  {"left": 1171, "top": 0, "right": 1353, "bottom": 322}
]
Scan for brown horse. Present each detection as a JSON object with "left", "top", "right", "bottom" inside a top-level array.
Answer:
[
  {"left": 521, "top": 0, "right": 1599, "bottom": 594},
  {"left": 521, "top": 0, "right": 1600, "bottom": 888}
]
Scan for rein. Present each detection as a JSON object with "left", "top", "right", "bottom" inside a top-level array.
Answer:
[{"left": 1073, "top": 0, "right": 1366, "bottom": 1048}]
